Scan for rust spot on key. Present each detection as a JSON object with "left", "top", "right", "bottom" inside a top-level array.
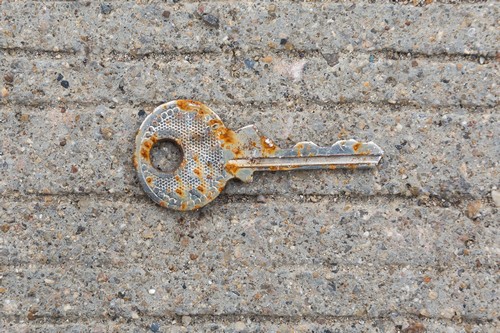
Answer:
[
  {"left": 175, "top": 188, "right": 184, "bottom": 197},
  {"left": 260, "top": 136, "right": 278, "bottom": 156},
  {"left": 295, "top": 143, "right": 303, "bottom": 157},
  {"left": 224, "top": 162, "right": 240, "bottom": 176},
  {"left": 209, "top": 119, "right": 239, "bottom": 148},
  {"left": 132, "top": 154, "right": 139, "bottom": 170},
  {"left": 232, "top": 147, "right": 243, "bottom": 158},
  {"left": 217, "top": 128, "right": 238, "bottom": 147},
  {"left": 140, "top": 133, "right": 158, "bottom": 161},
  {"left": 177, "top": 99, "right": 202, "bottom": 112},
  {"left": 197, "top": 184, "right": 206, "bottom": 194}
]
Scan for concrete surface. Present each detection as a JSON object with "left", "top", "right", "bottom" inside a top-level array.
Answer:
[{"left": 0, "top": 0, "right": 498, "bottom": 332}]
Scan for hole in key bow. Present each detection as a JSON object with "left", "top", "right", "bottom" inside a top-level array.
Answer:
[{"left": 150, "top": 139, "right": 184, "bottom": 173}]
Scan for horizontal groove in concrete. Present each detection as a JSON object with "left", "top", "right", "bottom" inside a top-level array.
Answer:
[
  {"left": 1, "top": 1, "right": 497, "bottom": 56},
  {"left": 1, "top": 46, "right": 497, "bottom": 63},
  {"left": 1, "top": 315, "right": 496, "bottom": 331}
]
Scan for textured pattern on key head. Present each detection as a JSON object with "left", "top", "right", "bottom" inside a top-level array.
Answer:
[{"left": 134, "top": 100, "right": 230, "bottom": 210}]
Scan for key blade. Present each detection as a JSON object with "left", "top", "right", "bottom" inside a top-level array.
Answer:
[
  {"left": 293, "top": 139, "right": 383, "bottom": 159},
  {"left": 228, "top": 152, "right": 382, "bottom": 169},
  {"left": 230, "top": 139, "right": 383, "bottom": 169},
  {"left": 225, "top": 138, "right": 383, "bottom": 182}
]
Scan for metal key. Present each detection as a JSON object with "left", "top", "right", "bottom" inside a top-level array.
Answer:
[{"left": 134, "top": 100, "right": 383, "bottom": 210}]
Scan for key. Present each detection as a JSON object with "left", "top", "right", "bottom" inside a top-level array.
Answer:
[{"left": 134, "top": 100, "right": 383, "bottom": 211}]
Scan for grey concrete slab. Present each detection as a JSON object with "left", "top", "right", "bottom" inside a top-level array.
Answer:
[
  {"left": 1, "top": 196, "right": 497, "bottom": 268},
  {"left": 1, "top": 0, "right": 498, "bottom": 331},
  {"left": 1, "top": 197, "right": 498, "bottom": 323},
  {"left": 1, "top": 1, "right": 498, "bottom": 56},
  {"left": 1, "top": 53, "right": 497, "bottom": 107}
]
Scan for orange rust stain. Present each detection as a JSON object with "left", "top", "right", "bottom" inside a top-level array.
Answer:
[
  {"left": 175, "top": 188, "right": 184, "bottom": 197},
  {"left": 269, "top": 165, "right": 298, "bottom": 171},
  {"left": 208, "top": 119, "right": 237, "bottom": 147},
  {"left": 197, "top": 184, "right": 206, "bottom": 193},
  {"left": 353, "top": 142, "right": 362, "bottom": 152},
  {"left": 180, "top": 202, "right": 188, "bottom": 210},
  {"left": 208, "top": 119, "right": 223, "bottom": 127},
  {"left": 193, "top": 154, "right": 200, "bottom": 163},
  {"left": 224, "top": 162, "right": 240, "bottom": 176},
  {"left": 176, "top": 99, "right": 202, "bottom": 112},
  {"left": 206, "top": 161, "right": 214, "bottom": 179},
  {"left": 132, "top": 155, "right": 139, "bottom": 170},
  {"left": 175, "top": 175, "right": 182, "bottom": 182},
  {"left": 193, "top": 168, "right": 201, "bottom": 177},
  {"left": 178, "top": 159, "right": 187, "bottom": 169},
  {"left": 357, "top": 150, "right": 371, "bottom": 156},
  {"left": 146, "top": 176, "right": 153, "bottom": 185},
  {"left": 260, "top": 136, "right": 278, "bottom": 156},
  {"left": 139, "top": 134, "right": 158, "bottom": 161},
  {"left": 295, "top": 143, "right": 303, "bottom": 157},
  {"left": 215, "top": 127, "right": 238, "bottom": 147},
  {"left": 140, "top": 147, "right": 149, "bottom": 160},
  {"left": 347, "top": 164, "right": 358, "bottom": 169},
  {"left": 145, "top": 134, "right": 158, "bottom": 147},
  {"left": 159, "top": 201, "right": 167, "bottom": 208},
  {"left": 329, "top": 165, "right": 337, "bottom": 170},
  {"left": 232, "top": 147, "right": 243, "bottom": 158},
  {"left": 196, "top": 104, "right": 212, "bottom": 117}
]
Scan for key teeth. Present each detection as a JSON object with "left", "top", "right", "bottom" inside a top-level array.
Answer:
[
  {"left": 235, "top": 124, "right": 283, "bottom": 149},
  {"left": 366, "top": 141, "right": 384, "bottom": 155},
  {"left": 331, "top": 139, "right": 357, "bottom": 147},
  {"left": 331, "top": 139, "right": 384, "bottom": 156},
  {"left": 293, "top": 141, "right": 319, "bottom": 148},
  {"left": 360, "top": 141, "right": 384, "bottom": 156}
]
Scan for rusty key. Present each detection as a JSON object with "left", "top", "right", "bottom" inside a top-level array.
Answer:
[{"left": 134, "top": 100, "right": 383, "bottom": 210}]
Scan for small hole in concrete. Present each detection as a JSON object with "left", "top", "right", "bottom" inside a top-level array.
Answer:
[{"left": 150, "top": 139, "right": 183, "bottom": 172}]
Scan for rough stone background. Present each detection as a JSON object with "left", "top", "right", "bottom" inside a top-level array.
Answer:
[{"left": 0, "top": 0, "right": 498, "bottom": 332}]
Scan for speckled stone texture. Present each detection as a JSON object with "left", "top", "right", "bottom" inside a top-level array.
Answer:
[{"left": 0, "top": 1, "right": 498, "bottom": 332}]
